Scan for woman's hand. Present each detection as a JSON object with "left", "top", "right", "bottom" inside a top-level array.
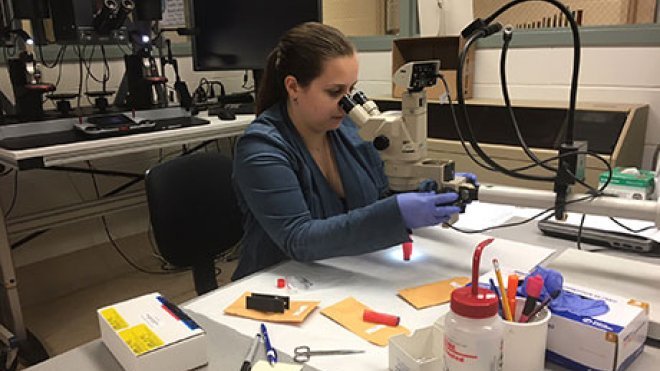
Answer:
[{"left": 396, "top": 192, "right": 461, "bottom": 229}]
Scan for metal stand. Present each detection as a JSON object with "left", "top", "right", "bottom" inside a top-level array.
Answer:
[
  {"left": 0, "top": 207, "right": 48, "bottom": 368},
  {"left": 0, "top": 182, "right": 148, "bottom": 366}
]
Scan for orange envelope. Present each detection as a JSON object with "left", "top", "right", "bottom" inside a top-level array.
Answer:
[
  {"left": 224, "top": 292, "right": 319, "bottom": 323},
  {"left": 321, "top": 297, "right": 409, "bottom": 346},
  {"left": 398, "top": 276, "right": 470, "bottom": 309}
]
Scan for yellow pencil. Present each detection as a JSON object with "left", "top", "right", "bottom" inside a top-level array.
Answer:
[{"left": 493, "top": 258, "right": 513, "bottom": 321}]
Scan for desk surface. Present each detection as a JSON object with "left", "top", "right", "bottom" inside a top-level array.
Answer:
[
  {"left": 0, "top": 108, "right": 252, "bottom": 169},
  {"left": 24, "top": 203, "right": 660, "bottom": 370}
]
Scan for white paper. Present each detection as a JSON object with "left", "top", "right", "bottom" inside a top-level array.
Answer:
[
  {"left": 252, "top": 360, "right": 302, "bottom": 371},
  {"left": 161, "top": 0, "right": 186, "bottom": 27}
]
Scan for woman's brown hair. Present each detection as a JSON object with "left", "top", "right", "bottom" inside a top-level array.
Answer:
[{"left": 255, "top": 22, "right": 355, "bottom": 115}]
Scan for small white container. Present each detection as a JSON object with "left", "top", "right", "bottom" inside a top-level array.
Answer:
[
  {"left": 98, "top": 292, "right": 207, "bottom": 371},
  {"left": 389, "top": 318, "right": 445, "bottom": 371},
  {"left": 502, "top": 297, "right": 551, "bottom": 371}
]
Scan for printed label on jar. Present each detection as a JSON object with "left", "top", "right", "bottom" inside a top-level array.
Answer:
[{"left": 443, "top": 334, "right": 502, "bottom": 370}]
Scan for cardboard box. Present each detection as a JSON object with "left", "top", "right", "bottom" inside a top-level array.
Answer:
[
  {"left": 599, "top": 167, "right": 655, "bottom": 200},
  {"left": 389, "top": 316, "right": 445, "bottom": 371},
  {"left": 98, "top": 293, "right": 207, "bottom": 371},
  {"left": 546, "top": 283, "right": 648, "bottom": 370},
  {"left": 392, "top": 37, "right": 474, "bottom": 100}
]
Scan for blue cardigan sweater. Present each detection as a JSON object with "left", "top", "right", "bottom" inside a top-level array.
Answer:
[{"left": 231, "top": 103, "right": 409, "bottom": 280}]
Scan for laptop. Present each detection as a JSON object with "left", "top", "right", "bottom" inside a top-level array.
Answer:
[{"left": 538, "top": 218, "right": 660, "bottom": 254}]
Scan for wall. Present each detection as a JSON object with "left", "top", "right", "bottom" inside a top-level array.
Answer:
[
  {"left": 324, "top": 0, "right": 385, "bottom": 36},
  {"left": 471, "top": 46, "right": 660, "bottom": 170}
]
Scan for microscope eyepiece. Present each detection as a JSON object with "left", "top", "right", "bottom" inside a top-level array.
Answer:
[
  {"left": 351, "top": 91, "right": 369, "bottom": 105},
  {"left": 339, "top": 94, "right": 357, "bottom": 113},
  {"left": 93, "top": 0, "right": 119, "bottom": 34}
]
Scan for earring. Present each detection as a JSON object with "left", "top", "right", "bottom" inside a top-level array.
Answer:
[{"left": 293, "top": 97, "right": 299, "bottom": 104}]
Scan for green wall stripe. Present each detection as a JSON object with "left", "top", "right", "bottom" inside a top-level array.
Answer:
[{"left": 477, "top": 24, "right": 660, "bottom": 48}]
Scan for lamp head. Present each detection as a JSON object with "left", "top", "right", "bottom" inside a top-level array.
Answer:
[{"left": 2, "top": 28, "right": 34, "bottom": 46}]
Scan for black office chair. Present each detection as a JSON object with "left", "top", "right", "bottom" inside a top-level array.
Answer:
[{"left": 145, "top": 153, "right": 243, "bottom": 295}]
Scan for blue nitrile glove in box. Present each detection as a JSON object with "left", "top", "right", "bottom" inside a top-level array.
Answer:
[
  {"left": 551, "top": 291, "right": 610, "bottom": 316},
  {"left": 396, "top": 192, "right": 460, "bottom": 229},
  {"left": 519, "top": 266, "right": 609, "bottom": 317}
]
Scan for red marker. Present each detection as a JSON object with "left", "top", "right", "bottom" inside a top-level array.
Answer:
[
  {"left": 519, "top": 275, "right": 544, "bottom": 323},
  {"left": 363, "top": 309, "right": 400, "bottom": 326}
]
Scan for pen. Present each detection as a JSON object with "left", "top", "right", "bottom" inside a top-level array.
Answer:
[
  {"left": 156, "top": 295, "right": 200, "bottom": 330},
  {"left": 493, "top": 259, "right": 513, "bottom": 321},
  {"left": 522, "top": 288, "right": 560, "bottom": 323},
  {"left": 241, "top": 333, "right": 262, "bottom": 371},
  {"left": 489, "top": 278, "right": 503, "bottom": 317},
  {"left": 260, "top": 323, "right": 277, "bottom": 366}
]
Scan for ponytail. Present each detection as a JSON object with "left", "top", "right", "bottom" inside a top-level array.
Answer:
[{"left": 255, "top": 49, "right": 284, "bottom": 115}]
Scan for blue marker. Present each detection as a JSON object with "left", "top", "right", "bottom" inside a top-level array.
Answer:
[
  {"left": 157, "top": 295, "right": 200, "bottom": 330},
  {"left": 489, "top": 278, "right": 503, "bottom": 317},
  {"left": 260, "top": 323, "right": 278, "bottom": 366}
]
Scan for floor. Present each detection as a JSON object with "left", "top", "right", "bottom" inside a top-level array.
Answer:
[{"left": 17, "top": 232, "right": 238, "bottom": 367}]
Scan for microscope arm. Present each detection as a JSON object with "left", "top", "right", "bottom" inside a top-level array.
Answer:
[{"left": 479, "top": 184, "right": 660, "bottom": 228}]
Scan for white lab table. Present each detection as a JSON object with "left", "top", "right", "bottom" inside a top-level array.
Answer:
[{"left": 25, "top": 202, "right": 660, "bottom": 370}]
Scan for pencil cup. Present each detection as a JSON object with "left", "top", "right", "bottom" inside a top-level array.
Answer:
[{"left": 502, "top": 297, "right": 551, "bottom": 371}]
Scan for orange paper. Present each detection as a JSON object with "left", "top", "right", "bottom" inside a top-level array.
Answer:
[
  {"left": 224, "top": 292, "right": 319, "bottom": 323},
  {"left": 321, "top": 297, "right": 409, "bottom": 346},
  {"left": 398, "top": 276, "right": 470, "bottom": 309}
]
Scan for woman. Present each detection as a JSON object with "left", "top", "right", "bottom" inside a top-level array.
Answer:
[{"left": 231, "top": 22, "right": 462, "bottom": 280}]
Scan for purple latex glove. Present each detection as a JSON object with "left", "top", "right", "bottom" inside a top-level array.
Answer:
[
  {"left": 396, "top": 192, "right": 461, "bottom": 229},
  {"left": 456, "top": 172, "right": 479, "bottom": 186},
  {"left": 518, "top": 266, "right": 609, "bottom": 317},
  {"left": 550, "top": 291, "right": 610, "bottom": 316}
]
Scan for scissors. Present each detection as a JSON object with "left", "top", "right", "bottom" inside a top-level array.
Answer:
[{"left": 293, "top": 345, "right": 364, "bottom": 363}]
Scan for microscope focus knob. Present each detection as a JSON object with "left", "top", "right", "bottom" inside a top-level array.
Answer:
[{"left": 373, "top": 135, "right": 390, "bottom": 151}]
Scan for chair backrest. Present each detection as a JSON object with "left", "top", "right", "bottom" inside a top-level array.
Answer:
[{"left": 145, "top": 152, "right": 243, "bottom": 268}]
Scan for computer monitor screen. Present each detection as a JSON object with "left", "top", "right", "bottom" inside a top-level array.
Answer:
[{"left": 190, "top": 0, "right": 322, "bottom": 71}]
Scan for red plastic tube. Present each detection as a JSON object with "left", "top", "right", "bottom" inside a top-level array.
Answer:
[
  {"left": 402, "top": 241, "right": 413, "bottom": 261},
  {"left": 363, "top": 309, "right": 400, "bottom": 326}
]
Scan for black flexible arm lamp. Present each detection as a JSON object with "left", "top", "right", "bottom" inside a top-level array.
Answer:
[{"left": 456, "top": 0, "right": 584, "bottom": 220}]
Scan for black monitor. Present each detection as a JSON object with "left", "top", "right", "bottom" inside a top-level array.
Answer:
[{"left": 190, "top": 0, "right": 322, "bottom": 71}]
